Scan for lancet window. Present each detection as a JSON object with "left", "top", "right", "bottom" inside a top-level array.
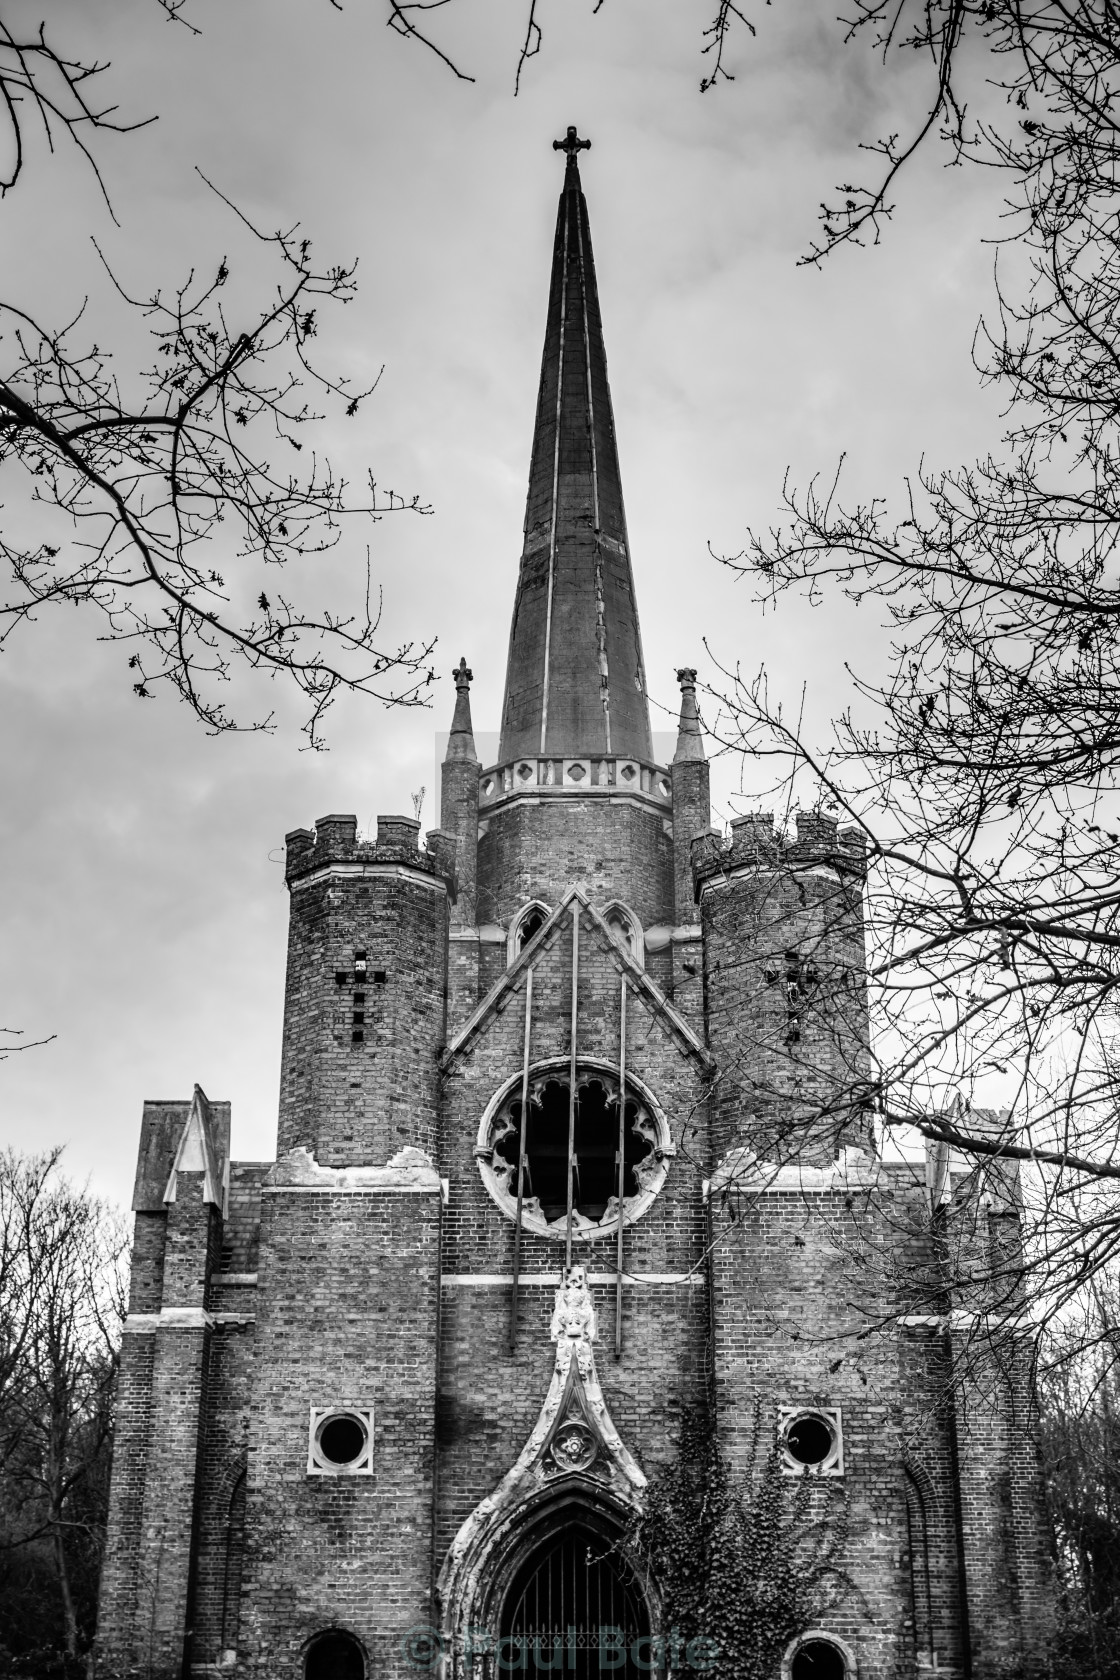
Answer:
[
  {"left": 602, "top": 901, "right": 643, "bottom": 966},
  {"left": 508, "top": 901, "right": 550, "bottom": 964}
]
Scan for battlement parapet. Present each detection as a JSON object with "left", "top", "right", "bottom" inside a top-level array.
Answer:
[
  {"left": 284, "top": 812, "right": 456, "bottom": 896},
  {"left": 691, "top": 811, "right": 867, "bottom": 894}
]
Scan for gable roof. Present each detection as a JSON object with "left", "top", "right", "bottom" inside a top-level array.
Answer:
[
  {"left": 163, "top": 1084, "right": 228, "bottom": 1211},
  {"left": 441, "top": 885, "right": 712, "bottom": 1072}
]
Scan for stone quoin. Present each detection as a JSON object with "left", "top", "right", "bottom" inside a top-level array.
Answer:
[{"left": 96, "top": 130, "right": 1054, "bottom": 1680}]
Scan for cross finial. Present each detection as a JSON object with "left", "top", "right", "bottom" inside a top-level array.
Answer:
[
  {"left": 453, "top": 656, "right": 472, "bottom": 689},
  {"left": 553, "top": 126, "right": 591, "bottom": 163}
]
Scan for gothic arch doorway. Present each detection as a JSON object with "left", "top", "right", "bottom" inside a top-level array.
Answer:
[{"left": 498, "top": 1521, "right": 649, "bottom": 1678}]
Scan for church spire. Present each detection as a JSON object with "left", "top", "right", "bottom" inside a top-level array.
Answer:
[{"left": 498, "top": 130, "right": 653, "bottom": 765}]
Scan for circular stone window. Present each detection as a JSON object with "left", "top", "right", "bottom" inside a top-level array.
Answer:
[
  {"left": 784, "top": 1633, "right": 855, "bottom": 1680},
  {"left": 308, "top": 1408, "right": 374, "bottom": 1475},
  {"left": 476, "top": 1061, "right": 673, "bottom": 1239},
  {"left": 779, "top": 1408, "right": 843, "bottom": 1477}
]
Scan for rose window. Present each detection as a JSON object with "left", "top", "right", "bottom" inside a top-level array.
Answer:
[{"left": 475, "top": 1062, "right": 672, "bottom": 1238}]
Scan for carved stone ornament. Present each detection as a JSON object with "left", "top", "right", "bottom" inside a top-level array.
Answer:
[
  {"left": 526, "top": 1265, "right": 641, "bottom": 1485},
  {"left": 436, "top": 1266, "right": 645, "bottom": 1646}
]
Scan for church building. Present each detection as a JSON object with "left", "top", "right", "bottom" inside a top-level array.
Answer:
[{"left": 96, "top": 130, "right": 1052, "bottom": 1680}]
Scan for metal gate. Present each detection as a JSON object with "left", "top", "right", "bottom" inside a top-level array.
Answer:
[{"left": 498, "top": 1524, "right": 649, "bottom": 1677}]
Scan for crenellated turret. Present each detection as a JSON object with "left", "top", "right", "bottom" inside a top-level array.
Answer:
[
  {"left": 278, "top": 813, "right": 455, "bottom": 1166},
  {"left": 693, "top": 810, "right": 871, "bottom": 1162}
]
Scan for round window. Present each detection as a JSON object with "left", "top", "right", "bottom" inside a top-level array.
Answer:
[
  {"left": 475, "top": 1061, "right": 673, "bottom": 1239},
  {"left": 308, "top": 1408, "right": 373, "bottom": 1475},
  {"left": 789, "top": 1636, "right": 850, "bottom": 1680},
  {"left": 319, "top": 1415, "right": 367, "bottom": 1465},
  {"left": 779, "top": 1408, "right": 843, "bottom": 1476},
  {"left": 787, "top": 1415, "right": 834, "bottom": 1466}
]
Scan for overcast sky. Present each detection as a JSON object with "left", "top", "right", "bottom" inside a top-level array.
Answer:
[{"left": 0, "top": 0, "right": 1011, "bottom": 1208}]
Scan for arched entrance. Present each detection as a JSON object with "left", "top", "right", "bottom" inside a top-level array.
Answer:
[{"left": 498, "top": 1521, "right": 649, "bottom": 1678}]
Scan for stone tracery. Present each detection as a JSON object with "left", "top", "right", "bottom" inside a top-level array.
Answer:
[{"left": 476, "top": 1062, "right": 672, "bottom": 1238}]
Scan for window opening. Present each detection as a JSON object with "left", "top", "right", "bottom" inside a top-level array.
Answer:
[
  {"left": 308, "top": 1408, "right": 374, "bottom": 1474},
  {"left": 783, "top": 950, "right": 818, "bottom": 1044},
  {"left": 779, "top": 1408, "right": 843, "bottom": 1476},
  {"left": 320, "top": 1415, "right": 366, "bottom": 1465},
  {"left": 305, "top": 1630, "right": 366, "bottom": 1680},
  {"left": 765, "top": 952, "right": 821, "bottom": 1042},
  {"left": 220, "top": 1469, "right": 246, "bottom": 1654},
  {"left": 320, "top": 1417, "right": 364, "bottom": 1463},
  {"left": 904, "top": 1468, "right": 934, "bottom": 1664},
  {"left": 478, "top": 1064, "right": 672, "bottom": 1239},
  {"left": 604, "top": 904, "right": 641, "bottom": 963},
  {"left": 786, "top": 1415, "right": 834, "bottom": 1467},
  {"left": 513, "top": 903, "right": 548, "bottom": 958},
  {"left": 790, "top": 1638, "right": 848, "bottom": 1680},
  {"left": 495, "top": 1075, "right": 650, "bottom": 1223}
]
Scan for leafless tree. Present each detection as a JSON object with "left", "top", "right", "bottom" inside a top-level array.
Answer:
[
  {"left": 1037, "top": 1277, "right": 1120, "bottom": 1678},
  {"left": 1, "top": 6, "right": 435, "bottom": 744},
  {"left": 0, "top": 1150, "right": 127, "bottom": 1666},
  {"left": 685, "top": 0, "right": 1120, "bottom": 1371},
  {"left": 380, "top": 0, "right": 754, "bottom": 93}
]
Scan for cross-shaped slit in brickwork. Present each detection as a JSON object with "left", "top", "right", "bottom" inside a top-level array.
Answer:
[
  {"left": 333, "top": 951, "right": 388, "bottom": 1046},
  {"left": 764, "top": 950, "right": 820, "bottom": 1045}
]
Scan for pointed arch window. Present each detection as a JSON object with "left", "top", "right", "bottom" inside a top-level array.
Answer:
[
  {"left": 219, "top": 1468, "right": 246, "bottom": 1658},
  {"left": 903, "top": 1466, "right": 934, "bottom": 1667},
  {"left": 509, "top": 901, "right": 550, "bottom": 964},
  {"left": 603, "top": 901, "right": 643, "bottom": 966}
]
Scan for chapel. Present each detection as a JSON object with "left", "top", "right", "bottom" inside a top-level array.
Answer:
[{"left": 96, "top": 130, "right": 1052, "bottom": 1680}]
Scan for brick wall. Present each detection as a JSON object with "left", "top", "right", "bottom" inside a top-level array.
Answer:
[
  {"left": 235, "top": 1184, "right": 441, "bottom": 1680},
  {"left": 477, "top": 796, "right": 673, "bottom": 933},
  {"left": 710, "top": 1173, "right": 934, "bottom": 1678}
]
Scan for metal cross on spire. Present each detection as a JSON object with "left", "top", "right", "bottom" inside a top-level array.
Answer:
[{"left": 552, "top": 125, "right": 591, "bottom": 163}]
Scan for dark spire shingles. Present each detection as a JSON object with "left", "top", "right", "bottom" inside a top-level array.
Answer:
[{"left": 498, "top": 136, "right": 653, "bottom": 765}]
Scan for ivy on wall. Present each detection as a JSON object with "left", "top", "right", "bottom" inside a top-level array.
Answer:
[{"left": 629, "top": 1407, "right": 851, "bottom": 1678}]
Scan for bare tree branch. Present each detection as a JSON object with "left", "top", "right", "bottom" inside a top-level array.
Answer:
[{"left": 0, "top": 181, "right": 437, "bottom": 742}]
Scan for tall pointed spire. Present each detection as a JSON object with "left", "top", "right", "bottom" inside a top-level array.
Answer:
[{"left": 498, "top": 130, "right": 653, "bottom": 765}]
